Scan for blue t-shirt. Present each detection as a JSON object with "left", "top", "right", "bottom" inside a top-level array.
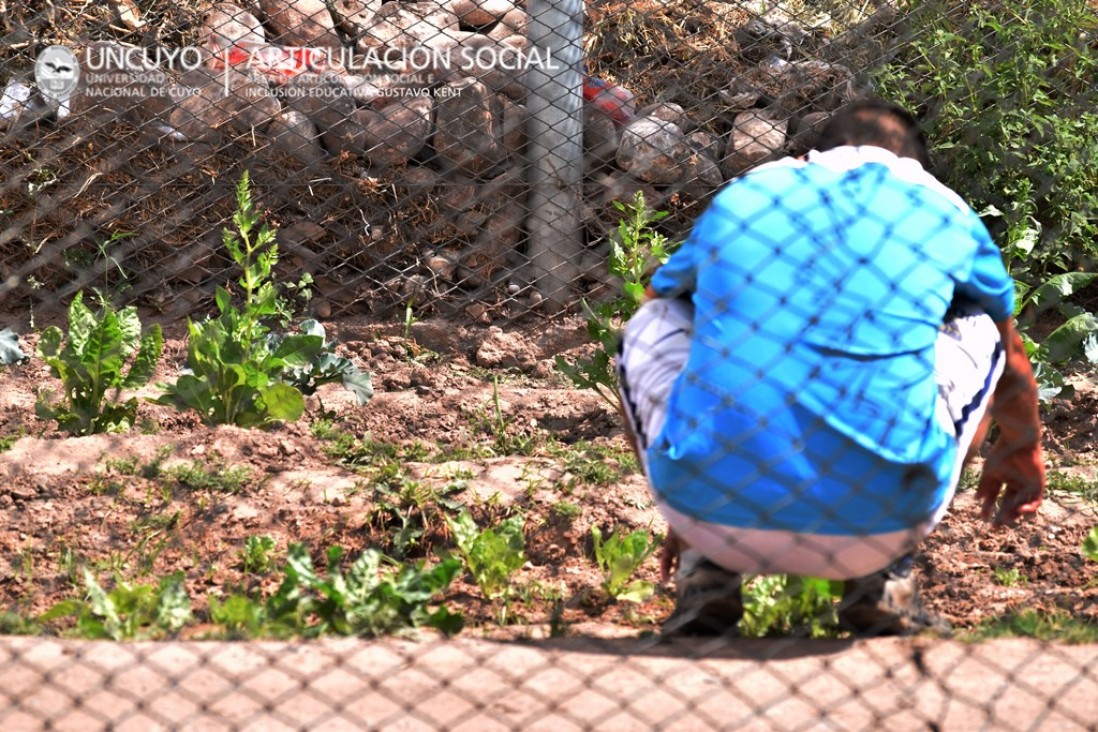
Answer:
[{"left": 646, "top": 146, "right": 1014, "bottom": 536}]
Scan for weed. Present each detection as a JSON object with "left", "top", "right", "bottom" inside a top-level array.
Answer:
[
  {"left": 36, "top": 291, "right": 163, "bottom": 436},
  {"left": 1083, "top": 527, "right": 1098, "bottom": 562},
  {"left": 993, "top": 567, "right": 1028, "bottom": 588},
  {"left": 555, "top": 191, "right": 679, "bottom": 406},
  {"left": 591, "top": 525, "right": 658, "bottom": 602},
  {"left": 0, "top": 427, "right": 26, "bottom": 452},
  {"left": 962, "top": 609, "right": 1098, "bottom": 644},
  {"left": 1045, "top": 471, "right": 1098, "bottom": 502},
  {"left": 550, "top": 501, "right": 582, "bottom": 522},
  {"left": 164, "top": 459, "right": 253, "bottom": 493},
  {"left": 155, "top": 172, "right": 371, "bottom": 427}
]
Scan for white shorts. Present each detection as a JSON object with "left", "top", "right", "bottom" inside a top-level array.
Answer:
[{"left": 617, "top": 298, "right": 1004, "bottom": 579}]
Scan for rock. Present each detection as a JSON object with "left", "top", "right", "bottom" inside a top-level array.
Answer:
[
  {"left": 685, "top": 129, "right": 724, "bottom": 163},
  {"left": 722, "top": 110, "right": 787, "bottom": 179},
  {"left": 329, "top": 0, "right": 382, "bottom": 36},
  {"left": 204, "top": 2, "right": 265, "bottom": 52},
  {"left": 500, "top": 97, "right": 527, "bottom": 152},
  {"left": 463, "top": 199, "right": 524, "bottom": 286},
  {"left": 267, "top": 109, "right": 326, "bottom": 165},
  {"left": 616, "top": 117, "right": 689, "bottom": 184},
  {"left": 788, "top": 110, "right": 831, "bottom": 155},
  {"left": 358, "top": 95, "right": 434, "bottom": 167},
  {"left": 486, "top": 8, "right": 527, "bottom": 41},
  {"left": 637, "top": 102, "right": 693, "bottom": 132},
  {"left": 358, "top": 2, "right": 460, "bottom": 53},
  {"left": 674, "top": 153, "right": 724, "bottom": 199},
  {"left": 169, "top": 67, "right": 280, "bottom": 141},
  {"left": 588, "top": 170, "right": 662, "bottom": 213},
  {"left": 432, "top": 77, "right": 506, "bottom": 177},
  {"left": 425, "top": 252, "right": 458, "bottom": 281},
  {"left": 259, "top": 0, "right": 341, "bottom": 48},
  {"left": 584, "top": 103, "right": 620, "bottom": 172},
  {"left": 447, "top": 0, "right": 514, "bottom": 27},
  {"left": 281, "top": 73, "right": 357, "bottom": 153},
  {"left": 426, "top": 31, "right": 528, "bottom": 101}
]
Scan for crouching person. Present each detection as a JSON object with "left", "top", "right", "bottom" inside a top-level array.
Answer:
[{"left": 617, "top": 100, "right": 1045, "bottom": 637}]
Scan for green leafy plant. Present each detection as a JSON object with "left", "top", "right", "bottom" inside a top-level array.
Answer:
[
  {"left": 963, "top": 609, "right": 1098, "bottom": 644},
  {"left": 878, "top": 0, "right": 1098, "bottom": 387},
  {"left": 446, "top": 511, "right": 526, "bottom": 599},
  {"left": 38, "top": 569, "right": 191, "bottom": 640},
  {"left": 878, "top": 0, "right": 1098, "bottom": 279},
  {"left": 211, "top": 543, "right": 463, "bottom": 639},
  {"left": 1083, "top": 527, "right": 1098, "bottom": 563},
  {"left": 993, "top": 567, "right": 1028, "bottom": 588},
  {"left": 555, "top": 191, "right": 678, "bottom": 405},
  {"left": 35, "top": 291, "right": 163, "bottom": 435},
  {"left": 590, "top": 525, "right": 658, "bottom": 602},
  {"left": 155, "top": 172, "right": 371, "bottom": 427},
  {"left": 739, "top": 575, "right": 843, "bottom": 639},
  {"left": 278, "top": 319, "right": 373, "bottom": 406},
  {"left": 240, "top": 535, "right": 277, "bottom": 575}
]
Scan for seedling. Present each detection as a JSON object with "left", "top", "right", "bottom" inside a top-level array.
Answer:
[
  {"left": 1083, "top": 527, "right": 1098, "bottom": 563},
  {"left": 591, "top": 525, "right": 658, "bottom": 602},
  {"left": 446, "top": 511, "right": 526, "bottom": 600},
  {"left": 241, "top": 535, "right": 277, "bottom": 575}
]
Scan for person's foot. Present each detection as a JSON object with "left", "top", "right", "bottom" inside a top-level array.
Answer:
[
  {"left": 662, "top": 551, "right": 744, "bottom": 637},
  {"left": 838, "top": 555, "right": 951, "bottom": 637}
]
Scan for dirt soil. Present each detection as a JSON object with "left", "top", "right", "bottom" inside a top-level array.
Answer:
[{"left": 0, "top": 314, "right": 1096, "bottom": 637}]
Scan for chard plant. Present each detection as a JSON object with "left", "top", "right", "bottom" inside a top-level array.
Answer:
[
  {"left": 446, "top": 511, "right": 526, "bottom": 600},
  {"left": 739, "top": 575, "right": 843, "bottom": 639},
  {"left": 155, "top": 172, "right": 371, "bottom": 426},
  {"left": 591, "top": 525, "right": 658, "bottom": 602},
  {"left": 35, "top": 291, "right": 163, "bottom": 435},
  {"left": 38, "top": 569, "right": 191, "bottom": 641},
  {"left": 211, "top": 543, "right": 464, "bottom": 639},
  {"left": 555, "top": 191, "right": 678, "bottom": 406}
]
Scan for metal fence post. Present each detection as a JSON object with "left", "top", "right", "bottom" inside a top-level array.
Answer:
[{"left": 524, "top": 0, "right": 584, "bottom": 311}]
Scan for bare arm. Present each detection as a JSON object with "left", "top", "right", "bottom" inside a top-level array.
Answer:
[{"left": 975, "top": 320, "right": 1045, "bottom": 524}]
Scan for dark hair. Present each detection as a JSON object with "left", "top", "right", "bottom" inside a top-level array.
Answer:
[{"left": 815, "top": 99, "right": 930, "bottom": 167}]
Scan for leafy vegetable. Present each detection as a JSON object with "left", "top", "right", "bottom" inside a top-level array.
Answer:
[
  {"left": 38, "top": 570, "right": 191, "bottom": 641},
  {"left": 591, "top": 525, "right": 658, "bottom": 602},
  {"left": 35, "top": 291, "right": 163, "bottom": 435},
  {"left": 447, "top": 511, "right": 526, "bottom": 599}
]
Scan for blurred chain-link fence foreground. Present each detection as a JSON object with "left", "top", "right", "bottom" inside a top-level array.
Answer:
[{"left": 3, "top": 1, "right": 1098, "bottom": 730}]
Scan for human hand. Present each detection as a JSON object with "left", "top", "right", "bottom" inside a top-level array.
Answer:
[
  {"left": 660, "top": 529, "right": 684, "bottom": 583},
  {"left": 975, "top": 439, "right": 1045, "bottom": 525}
]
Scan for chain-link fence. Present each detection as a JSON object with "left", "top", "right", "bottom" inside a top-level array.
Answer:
[{"left": 2, "top": 0, "right": 1098, "bottom": 729}]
